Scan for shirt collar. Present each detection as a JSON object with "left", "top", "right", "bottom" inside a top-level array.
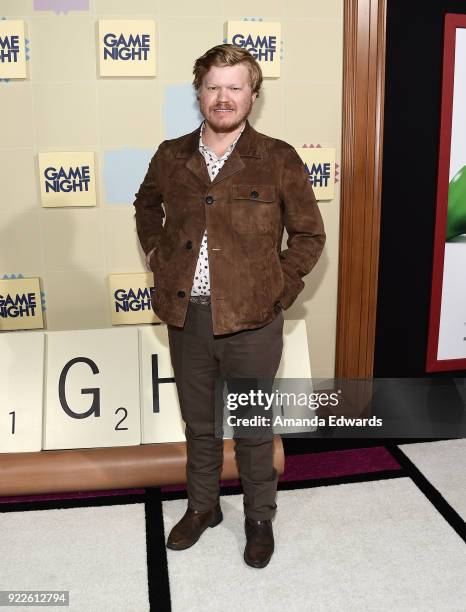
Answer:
[{"left": 199, "top": 120, "right": 246, "bottom": 159}]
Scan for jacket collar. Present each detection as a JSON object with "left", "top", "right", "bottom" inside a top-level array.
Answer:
[
  {"left": 175, "top": 119, "right": 264, "bottom": 159},
  {"left": 175, "top": 120, "right": 264, "bottom": 187}
]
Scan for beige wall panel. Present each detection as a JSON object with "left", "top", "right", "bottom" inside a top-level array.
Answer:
[
  {"left": 227, "top": 2, "right": 283, "bottom": 18},
  {"left": 158, "top": 18, "right": 221, "bottom": 81},
  {"left": 249, "top": 78, "right": 286, "bottom": 141},
  {"left": 41, "top": 208, "right": 104, "bottom": 271},
  {"left": 0, "top": 209, "right": 43, "bottom": 274},
  {"left": 29, "top": 17, "right": 95, "bottom": 82},
  {"left": 228, "top": 0, "right": 343, "bottom": 20},
  {"left": 33, "top": 83, "right": 98, "bottom": 147},
  {"left": 284, "top": 82, "right": 342, "bottom": 146},
  {"left": 43, "top": 269, "right": 109, "bottom": 330},
  {"left": 281, "top": 18, "right": 343, "bottom": 83},
  {"left": 103, "top": 208, "right": 147, "bottom": 272},
  {"left": 1, "top": 82, "right": 34, "bottom": 148},
  {"left": 286, "top": 1, "right": 343, "bottom": 20},
  {"left": 158, "top": 1, "right": 223, "bottom": 18},
  {"left": 0, "top": 2, "right": 35, "bottom": 17},
  {"left": 95, "top": 1, "right": 160, "bottom": 14},
  {"left": 0, "top": 150, "right": 37, "bottom": 211},
  {"left": 97, "top": 80, "right": 160, "bottom": 147}
]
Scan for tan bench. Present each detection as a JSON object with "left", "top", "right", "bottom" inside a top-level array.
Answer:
[{"left": 0, "top": 437, "right": 284, "bottom": 497}]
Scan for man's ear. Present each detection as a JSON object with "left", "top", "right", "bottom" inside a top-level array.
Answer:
[{"left": 252, "top": 92, "right": 258, "bottom": 103}]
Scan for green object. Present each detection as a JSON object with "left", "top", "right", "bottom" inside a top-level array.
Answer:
[{"left": 446, "top": 165, "right": 466, "bottom": 240}]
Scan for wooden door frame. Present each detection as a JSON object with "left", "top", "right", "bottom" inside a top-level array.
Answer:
[{"left": 336, "top": 0, "right": 387, "bottom": 377}]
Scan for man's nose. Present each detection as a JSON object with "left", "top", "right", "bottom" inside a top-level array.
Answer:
[{"left": 216, "top": 87, "right": 230, "bottom": 102}]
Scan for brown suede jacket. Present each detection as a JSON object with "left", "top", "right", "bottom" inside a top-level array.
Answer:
[{"left": 133, "top": 120, "right": 326, "bottom": 335}]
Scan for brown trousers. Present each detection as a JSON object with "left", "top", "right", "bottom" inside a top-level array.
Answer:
[{"left": 167, "top": 301, "right": 284, "bottom": 521}]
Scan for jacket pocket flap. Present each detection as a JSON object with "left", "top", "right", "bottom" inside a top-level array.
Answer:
[{"left": 232, "top": 184, "right": 276, "bottom": 202}]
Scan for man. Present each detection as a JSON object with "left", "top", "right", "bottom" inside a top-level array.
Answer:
[{"left": 133, "top": 44, "right": 325, "bottom": 568}]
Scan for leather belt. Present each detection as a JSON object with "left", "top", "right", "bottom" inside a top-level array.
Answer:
[{"left": 189, "top": 294, "right": 211, "bottom": 305}]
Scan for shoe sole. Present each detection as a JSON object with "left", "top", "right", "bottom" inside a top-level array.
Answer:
[
  {"left": 243, "top": 550, "right": 273, "bottom": 569},
  {"left": 166, "top": 511, "right": 223, "bottom": 551}
]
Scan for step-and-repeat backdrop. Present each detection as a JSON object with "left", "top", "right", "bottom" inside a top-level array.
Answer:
[
  {"left": 1, "top": 2, "right": 344, "bottom": 453},
  {"left": 0, "top": 2, "right": 343, "bottom": 378}
]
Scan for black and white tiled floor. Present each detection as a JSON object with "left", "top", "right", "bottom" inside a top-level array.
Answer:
[{"left": 1, "top": 440, "right": 465, "bottom": 611}]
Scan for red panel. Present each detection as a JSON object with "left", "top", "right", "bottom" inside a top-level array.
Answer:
[{"left": 426, "top": 13, "right": 466, "bottom": 372}]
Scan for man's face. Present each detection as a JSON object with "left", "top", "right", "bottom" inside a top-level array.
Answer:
[{"left": 198, "top": 63, "right": 257, "bottom": 133}]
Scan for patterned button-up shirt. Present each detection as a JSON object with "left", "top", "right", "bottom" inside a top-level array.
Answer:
[{"left": 190, "top": 121, "right": 245, "bottom": 296}]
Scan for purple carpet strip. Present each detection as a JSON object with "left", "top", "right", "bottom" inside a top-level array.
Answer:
[
  {"left": 161, "top": 446, "right": 401, "bottom": 492},
  {"left": 0, "top": 489, "right": 145, "bottom": 505}
]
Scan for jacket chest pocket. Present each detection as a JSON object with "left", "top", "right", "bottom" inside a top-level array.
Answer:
[{"left": 230, "top": 184, "right": 277, "bottom": 234}]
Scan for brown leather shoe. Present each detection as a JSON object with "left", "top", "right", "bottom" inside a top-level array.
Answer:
[
  {"left": 244, "top": 518, "right": 274, "bottom": 568},
  {"left": 166, "top": 503, "right": 223, "bottom": 551}
]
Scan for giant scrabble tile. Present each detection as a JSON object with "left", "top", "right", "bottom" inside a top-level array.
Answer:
[
  {"left": 138, "top": 325, "right": 185, "bottom": 443},
  {"left": 44, "top": 327, "right": 141, "bottom": 450},
  {"left": 0, "top": 331, "right": 44, "bottom": 453}
]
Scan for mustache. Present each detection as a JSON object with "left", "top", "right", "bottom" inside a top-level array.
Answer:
[{"left": 211, "top": 105, "right": 235, "bottom": 110}]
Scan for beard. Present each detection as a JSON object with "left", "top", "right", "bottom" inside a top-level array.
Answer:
[{"left": 201, "top": 99, "right": 254, "bottom": 134}]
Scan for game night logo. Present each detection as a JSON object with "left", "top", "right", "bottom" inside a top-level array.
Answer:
[
  {"left": 43, "top": 165, "right": 91, "bottom": 194},
  {"left": 0, "top": 278, "right": 43, "bottom": 330},
  {"left": 38, "top": 153, "right": 96, "bottom": 207},
  {"left": 227, "top": 21, "right": 281, "bottom": 77},
  {"left": 297, "top": 147, "right": 336, "bottom": 200},
  {"left": 108, "top": 274, "right": 159, "bottom": 325},
  {"left": 98, "top": 20, "right": 156, "bottom": 77},
  {"left": 0, "top": 33, "right": 20, "bottom": 63},
  {"left": 114, "top": 287, "right": 154, "bottom": 313},
  {"left": 0, "top": 20, "right": 27, "bottom": 79}
]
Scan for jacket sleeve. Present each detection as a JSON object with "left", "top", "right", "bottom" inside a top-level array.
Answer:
[
  {"left": 133, "top": 142, "right": 167, "bottom": 256},
  {"left": 278, "top": 145, "right": 326, "bottom": 310}
]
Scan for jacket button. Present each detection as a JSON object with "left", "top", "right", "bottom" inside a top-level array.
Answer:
[
  {"left": 205, "top": 195, "right": 214, "bottom": 205},
  {"left": 251, "top": 190, "right": 259, "bottom": 199},
  {"left": 177, "top": 290, "right": 185, "bottom": 298},
  {"left": 186, "top": 240, "right": 193, "bottom": 249}
]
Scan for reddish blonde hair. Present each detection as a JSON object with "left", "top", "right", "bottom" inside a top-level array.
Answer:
[{"left": 193, "top": 44, "right": 263, "bottom": 96}]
